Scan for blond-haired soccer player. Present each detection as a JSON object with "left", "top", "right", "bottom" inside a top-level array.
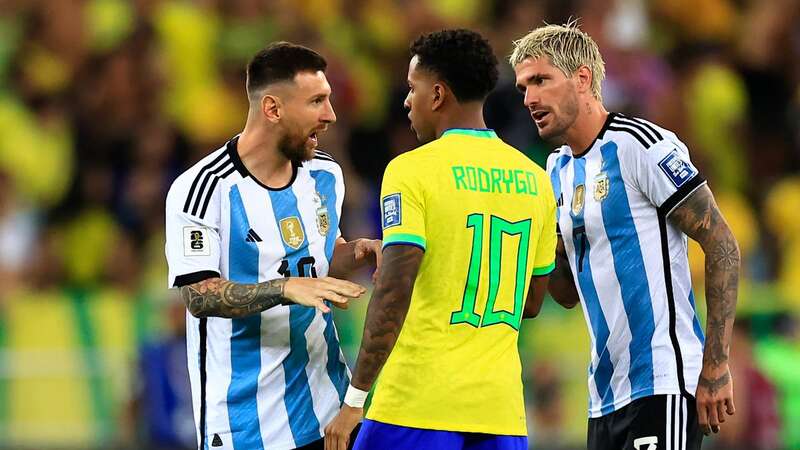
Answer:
[
  {"left": 510, "top": 22, "right": 740, "bottom": 450},
  {"left": 324, "top": 29, "right": 557, "bottom": 450}
]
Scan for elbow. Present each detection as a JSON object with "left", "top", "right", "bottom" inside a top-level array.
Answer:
[
  {"left": 180, "top": 286, "right": 209, "bottom": 318},
  {"left": 523, "top": 305, "right": 542, "bottom": 318}
]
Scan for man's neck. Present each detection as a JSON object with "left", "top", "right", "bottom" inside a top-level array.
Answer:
[
  {"left": 435, "top": 103, "right": 488, "bottom": 139},
  {"left": 564, "top": 101, "right": 609, "bottom": 157},
  {"left": 237, "top": 124, "right": 294, "bottom": 188}
]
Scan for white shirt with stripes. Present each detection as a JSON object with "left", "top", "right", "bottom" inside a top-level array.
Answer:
[
  {"left": 546, "top": 113, "right": 707, "bottom": 418},
  {"left": 165, "top": 136, "right": 350, "bottom": 449}
]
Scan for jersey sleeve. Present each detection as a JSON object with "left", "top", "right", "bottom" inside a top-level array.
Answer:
[
  {"left": 532, "top": 175, "right": 557, "bottom": 276},
  {"left": 380, "top": 156, "right": 426, "bottom": 251},
  {"left": 624, "top": 140, "right": 707, "bottom": 215},
  {"left": 165, "top": 175, "right": 222, "bottom": 288}
]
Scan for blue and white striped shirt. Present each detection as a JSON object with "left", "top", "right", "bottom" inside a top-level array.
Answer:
[
  {"left": 546, "top": 113, "right": 706, "bottom": 418},
  {"left": 166, "top": 136, "right": 349, "bottom": 449}
]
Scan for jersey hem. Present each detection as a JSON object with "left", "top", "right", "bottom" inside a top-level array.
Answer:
[
  {"left": 532, "top": 262, "right": 555, "bottom": 276},
  {"left": 364, "top": 413, "right": 526, "bottom": 437},
  {"left": 587, "top": 386, "right": 689, "bottom": 418},
  {"left": 173, "top": 270, "right": 220, "bottom": 287},
  {"left": 383, "top": 233, "right": 426, "bottom": 250}
]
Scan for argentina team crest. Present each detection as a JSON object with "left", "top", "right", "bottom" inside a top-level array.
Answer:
[
  {"left": 572, "top": 184, "right": 585, "bottom": 215},
  {"left": 312, "top": 191, "right": 330, "bottom": 235},
  {"left": 279, "top": 217, "right": 305, "bottom": 249},
  {"left": 594, "top": 172, "right": 609, "bottom": 201}
]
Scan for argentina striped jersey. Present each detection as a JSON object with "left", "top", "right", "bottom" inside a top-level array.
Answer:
[
  {"left": 546, "top": 113, "right": 707, "bottom": 418},
  {"left": 165, "top": 136, "right": 349, "bottom": 449}
]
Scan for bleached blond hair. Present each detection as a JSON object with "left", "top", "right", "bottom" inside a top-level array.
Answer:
[{"left": 509, "top": 20, "right": 606, "bottom": 101}]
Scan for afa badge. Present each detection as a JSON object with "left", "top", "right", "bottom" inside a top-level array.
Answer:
[
  {"left": 382, "top": 193, "right": 401, "bottom": 229},
  {"left": 593, "top": 172, "right": 609, "bottom": 201},
  {"left": 279, "top": 217, "right": 305, "bottom": 249},
  {"left": 572, "top": 184, "right": 585, "bottom": 215},
  {"left": 312, "top": 191, "right": 330, "bottom": 236}
]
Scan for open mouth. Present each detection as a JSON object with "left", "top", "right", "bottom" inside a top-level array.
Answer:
[
  {"left": 308, "top": 131, "right": 319, "bottom": 147},
  {"left": 532, "top": 110, "right": 549, "bottom": 123}
]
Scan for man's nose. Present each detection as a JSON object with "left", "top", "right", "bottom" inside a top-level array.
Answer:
[
  {"left": 322, "top": 100, "right": 337, "bottom": 123},
  {"left": 524, "top": 87, "right": 539, "bottom": 109}
]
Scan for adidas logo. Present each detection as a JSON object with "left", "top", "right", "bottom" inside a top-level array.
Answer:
[{"left": 245, "top": 228, "right": 262, "bottom": 243}]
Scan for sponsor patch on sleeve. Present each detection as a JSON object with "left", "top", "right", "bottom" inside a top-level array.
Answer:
[
  {"left": 657, "top": 150, "right": 697, "bottom": 188},
  {"left": 183, "top": 226, "right": 211, "bottom": 256},
  {"left": 382, "top": 193, "right": 402, "bottom": 229}
]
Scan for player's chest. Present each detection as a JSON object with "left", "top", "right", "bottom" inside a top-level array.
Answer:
[
  {"left": 556, "top": 155, "right": 636, "bottom": 234},
  {"left": 219, "top": 177, "right": 337, "bottom": 259}
]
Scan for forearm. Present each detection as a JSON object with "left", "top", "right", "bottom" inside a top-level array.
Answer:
[
  {"left": 548, "top": 248, "right": 580, "bottom": 309},
  {"left": 179, "top": 277, "right": 288, "bottom": 318},
  {"left": 701, "top": 232, "right": 740, "bottom": 370},
  {"left": 350, "top": 246, "right": 420, "bottom": 390},
  {"left": 668, "top": 185, "right": 740, "bottom": 380}
]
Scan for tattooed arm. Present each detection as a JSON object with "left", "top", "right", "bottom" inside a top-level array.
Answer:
[
  {"left": 350, "top": 244, "right": 423, "bottom": 390},
  {"left": 668, "top": 184, "right": 740, "bottom": 435},
  {"left": 180, "top": 276, "right": 366, "bottom": 318},
  {"left": 324, "top": 244, "right": 423, "bottom": 450},
  {"left": 547, "top": 236, "right": 580, "bottom": 309}
]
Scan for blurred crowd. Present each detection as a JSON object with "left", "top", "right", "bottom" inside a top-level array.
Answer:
[{"left": 0, "top": 0, "right": 799, "bottom": 448}]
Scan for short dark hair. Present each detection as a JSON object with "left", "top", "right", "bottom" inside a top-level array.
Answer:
[
  {"left": 410, "top": 29, "right": 499, "bottom": 102},
  {"left": 246, "top": 42, "right": 327, "bottom": 96}
]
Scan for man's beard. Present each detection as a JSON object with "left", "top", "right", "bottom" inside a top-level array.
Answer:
[
  {"left": 539, "top": 92, "right": 579, "bottom": 142},
  {"left": 278, "top": 131, "right": 312, "bottom": 165}
]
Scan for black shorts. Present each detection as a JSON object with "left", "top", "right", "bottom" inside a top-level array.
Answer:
[{"left": 588, "top": 394, "right": 703, "bottom": 450}]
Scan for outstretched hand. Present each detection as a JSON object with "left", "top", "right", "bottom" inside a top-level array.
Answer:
[{"left": 283, "top": 277, "right": 366, "bottom": 313}]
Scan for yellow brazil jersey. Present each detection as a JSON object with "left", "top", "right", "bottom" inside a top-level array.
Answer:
[{"left": 367, "top": 128, "right": 557, "bottom": 436}]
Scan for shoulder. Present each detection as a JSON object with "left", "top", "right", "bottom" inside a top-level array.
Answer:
[
  {"left": 166, "top": 144, "right": 234, "bottom": 219},
  {"left": 304, "top": 149, "right": 344, "bottom": 178},
  {"left": 605, "top": 113, "right": 687, "bottom": 156},
  {"left": 545, "top": 145, "right": 571, "bottom": 170}
]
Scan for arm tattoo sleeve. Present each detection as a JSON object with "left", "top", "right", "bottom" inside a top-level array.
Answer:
[
  {"left": 350, "top": 245, "right": 423, "bottom": 390},
  {"left": 179, "top": 277, "right": 288, "bottom": 318},
  {"left": 668, "top": 185, "right": 740, "bottom": 377}
]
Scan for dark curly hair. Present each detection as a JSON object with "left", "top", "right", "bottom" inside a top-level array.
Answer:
[{"left": 410, "top": 29, "right": 499, "bottom": 102}]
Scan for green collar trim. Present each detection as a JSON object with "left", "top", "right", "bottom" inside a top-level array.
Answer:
[{"left": 442, "top": 128, "right": 497, "bottom": 139}]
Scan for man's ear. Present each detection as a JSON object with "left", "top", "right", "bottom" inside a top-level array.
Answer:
[
  {"left": 432, "top": 83, "right": 446, "bottom": 111},
  {"left": 261, "top": 95, "right": 281, "bottom": 123},
  {"left": 575, "top": 66, "right": 593, "bottom": 96}
]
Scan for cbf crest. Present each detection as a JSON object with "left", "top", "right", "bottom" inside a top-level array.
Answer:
[
  {"left": 593, "top": 172, "right": 609, "bottom": 201},
  {"left": 572, "top": 184, "right": 585, "bottom": 215},
  {"left": 312, "top": 191, "right": 330, "bottom": 236},
  {"left": 279, "top": 217, "right": 305, "bottom": 249}
]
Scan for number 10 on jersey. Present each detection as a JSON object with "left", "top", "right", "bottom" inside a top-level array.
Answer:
[{"left": 451, "top": 214, "right": 531, "bottom": 331}]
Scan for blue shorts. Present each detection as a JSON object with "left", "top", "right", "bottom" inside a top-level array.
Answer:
[{"left": 353, "top": 419, "right": 527, "bottom": 450}]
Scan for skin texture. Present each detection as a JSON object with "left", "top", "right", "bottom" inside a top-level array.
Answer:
[
  {"left": 668, "top": 184, "right": 740, "bottom": 434},
  {"left": 403, "top": 55, "right": 442, "bottom": 144},
  {"left": 261, "top": 71, "right": 337, "bottom": 164}
]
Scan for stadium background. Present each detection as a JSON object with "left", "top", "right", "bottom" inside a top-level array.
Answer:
[{"left": 0, "top": 0, "right": 798, "bottom": 448}]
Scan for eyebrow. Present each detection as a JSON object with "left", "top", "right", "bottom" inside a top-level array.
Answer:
[{"left": 516, "top": 74, "right": 549, "bottom": 92}]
